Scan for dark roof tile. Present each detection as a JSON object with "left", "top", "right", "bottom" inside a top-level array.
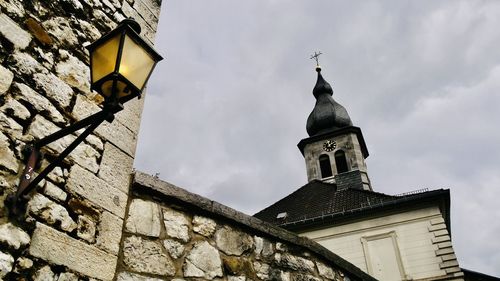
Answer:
[{"left": 254, "top": 180, "right": 429, "bottom": 226}]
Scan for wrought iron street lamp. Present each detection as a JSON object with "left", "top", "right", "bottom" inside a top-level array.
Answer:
[{"left": 6, "top": 18, "right": 163, "bottom": 218}]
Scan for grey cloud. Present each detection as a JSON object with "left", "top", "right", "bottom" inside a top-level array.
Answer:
[{"left": 135, "top": 0, "right": 500, "bottom": 276}]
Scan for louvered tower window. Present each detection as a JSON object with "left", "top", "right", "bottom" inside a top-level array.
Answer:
[
  {"left": 319, "top": 154, "right": 333, "bottom": 178},
  {"left": 335, "top": 150, "right": 349, "bottom": 174}
]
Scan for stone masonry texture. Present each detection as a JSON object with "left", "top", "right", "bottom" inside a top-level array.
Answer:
[
  {"left": 119, "top": 171, "right": 377, "bottom": 281},
  {"left": 0, "top": 0, "right": 161, "bottom": 279}
]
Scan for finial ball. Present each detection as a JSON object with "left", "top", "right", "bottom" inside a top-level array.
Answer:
[{"left": 316, "top": 66, "right": 322, "bottom": 72}]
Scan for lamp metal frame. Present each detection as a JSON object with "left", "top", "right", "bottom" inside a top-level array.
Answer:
[{"left": 6, "top": 18, "right": 163, "bottom": 220}]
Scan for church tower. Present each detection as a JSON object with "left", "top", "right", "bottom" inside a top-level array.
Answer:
[{"left": 297, "top": 66, "right": 372, "bottom": 191}]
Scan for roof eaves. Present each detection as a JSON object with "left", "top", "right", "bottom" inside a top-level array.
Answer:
[{"left": 281, "top": 189, "right": 450, "bottom": 231}]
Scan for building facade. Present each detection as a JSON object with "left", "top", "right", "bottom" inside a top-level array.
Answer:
[{"left": 255, "top": 67, "right": 468, "bottom": 281}]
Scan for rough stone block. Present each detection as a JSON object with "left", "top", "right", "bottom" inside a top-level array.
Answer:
[
  {"left": 33, "top": 72, "right": 74, "bottom": 109},
  {"left": 163, "top": 208, "right": 190, "bottom": 242},
  {"left": 71, "top": 143, "right": 99, "bottom": 173},
  {"left": 71, "top": 94, "right": 100, "bottom": 121},
  {"left": 93, "top": 9, "right": 117, "bottom": 30},
  {"left": 0, "top": 223, "right": 30, "bottom": 250},
  {"left": 115, "top": 94, "right": 144, "bottom": 134},
  {"left": 163, "top": 239, "right": 184, "bottom": 259},
  {"left": 0, "top": 0, "right": 26, "bottom": 19},
  {"left": 0, "top": 251, "right": 14, "bottom": 278},
  {"left": 29, "top": 222, "right": 118, "bottom": 280},
  {"left": 222, "top": 257, "right": 252, "bottom": 276},
  {"left": 58, "top": 272, "right": 79, "bottom": 281},
  {"left": 47, "top": 166, "right": 66, "bottom": 185},
  {"left": 215, "top": 226, "right": 253, "bottom": 256},
  {"left": 193, "top": 215, "right": 217, "bottom": 237},
  {"left": 98, "top": 142, "right": 134, "bottom": 193},
  {"left": 28, "top": 115, "right": 71, "bottom": 154},
  {"left": 77, "top": 215, "right": 96, "bottom": 242},
  {"left": 56, "top": 50, "right": 91, "bottom": 93},
  {"left": 33, "top": 265, "right": 55, "bottom": 281},
  {"left": 34, "top": 46, "right": 54, "bottom": 68},
  {"left": 13, "top": 257, "right": 33, "bottom": 273},
  {"left": 138, "top": 0, "right": 161, "bottom": 18},
  {"left": 0, "top": 64, "right": 13, "bottom": 94},
  {"left": 68, "top": 197, "right": 101, "bottom": 220},
  {"left": 121, "top": 1, "right": 156, "bottom": 43},
  {"left": 0, "top": 112, "right": 23, "bottom": 139},
  {"left": 67, "top": 165, "right": 127, "bottom": 218},
  {"left": 95, "top": 119, "right": 137, "bottom": 157},
  {"left": 25, "top": 17, "right": 54, "bottom": 45},
  {"left": 316, "top": 261, "right": 337, "bottom": 280},
  {"left": 12, "top": 83, "right": 66, "bottom": 124},
  {"left": 8, "top": 51, "right": 46, "bottom": 76},
  {"left": 123, "top": 235, "right": 175, "bottom": 276},
  {"left": 253, "top": 261, "right": 270, "bottom": 280},
  {"left": 254, "top": 236, "right": 274, "bottom": 258},
  {"left": 0, "top": 131, "right": 18, "bottom": 173},
  {"left": 274, "top": 253, "right": 315, "bottom": 273},
  {"left": 184, "top": 241, "right": 222, "bottom": 279},
  {"left": 1, "top": 97, "right": 31, "bottom": 120},
  {"left": 84, "top": 133, "right": 104, "bottom": 151},
  {"left": 76, "top": 19, "right": 102, "bottom": 42},
  {"left": 27, "top": 193, "right": 77, "bottom": 232},
  {"left": 43, "top": 181, "right": 67, "bottom": 202},
  {"left": 42, "top": 17, "right": 78, "bottom": 46},
  {"left": 96, "top": 211, "right": 123, "bottom": 255},
  {"left": 126, "top": 199, "right": 161, "bottom": 237},
  {"left": 132, "top": 0, "right": 159, "bottom": 29},
  {"left": 0, "top": 13, "right": 31, "bottom": 49}
]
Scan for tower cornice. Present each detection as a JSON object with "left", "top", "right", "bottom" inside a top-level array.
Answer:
[{"left": 297, "top": 126, "right": 369, "bottom": 158}]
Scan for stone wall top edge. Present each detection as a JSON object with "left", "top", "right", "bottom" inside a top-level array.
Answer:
[{"left": 132, "top": 170, "right": 377, "bottom": 281}]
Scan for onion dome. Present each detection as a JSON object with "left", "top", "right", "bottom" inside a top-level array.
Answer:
[{"left": 306, "top": 67, "right": 352, "bottom": 136}]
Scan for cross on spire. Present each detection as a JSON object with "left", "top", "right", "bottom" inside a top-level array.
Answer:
[{"left": 310, "top": 51, "right": 322, "bottom": 66}]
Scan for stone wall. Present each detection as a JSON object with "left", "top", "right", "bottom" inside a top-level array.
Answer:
[
  {"left": 0, "top": 0, "right": 162, "bottom": 279},
  {"left": 123, "top": 171, "right": 376, "bottom": 281}
]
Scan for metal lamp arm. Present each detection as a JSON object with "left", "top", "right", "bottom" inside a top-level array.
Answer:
[
  {"left": 7, "top": 105, "right": 121, "bottom": 219},
  {"left": 34, "top": 105, "right": 120, "bottom": 149}
]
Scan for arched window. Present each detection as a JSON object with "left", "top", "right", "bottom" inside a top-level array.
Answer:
[
  {"left": 319, "top": 154, "right": 333, "bottom": 178},
  {"left": 335, "top": 150, "right": 349, "bottom": 174}
]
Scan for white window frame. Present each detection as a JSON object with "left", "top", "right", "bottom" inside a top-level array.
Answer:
[{"left": 361, "top": 231, "right": 407, "bottom": 280}]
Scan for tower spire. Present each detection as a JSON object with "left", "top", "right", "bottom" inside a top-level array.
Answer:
[
  {"left": 306, "top": 63, "right": 352, "bottom": 137},
  {"left": 298, "top": 56, "right": 371, "bottom": 190}
]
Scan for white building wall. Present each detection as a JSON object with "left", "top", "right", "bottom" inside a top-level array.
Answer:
[{"left": 299, "top": 206, "right": 464, "bottom": 281}]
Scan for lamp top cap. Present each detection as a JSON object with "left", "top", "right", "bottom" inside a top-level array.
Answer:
[{"left": 120, "top": 18, "right": 141, "bottom": 34}]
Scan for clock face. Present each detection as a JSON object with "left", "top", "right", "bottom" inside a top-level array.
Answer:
[{"left": 323, "top": 140, "right": 336, "bottom": 152}]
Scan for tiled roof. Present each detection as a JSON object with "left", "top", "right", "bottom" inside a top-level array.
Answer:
[{"left": 254, "top": 180, "right": 443, "bottom": 228}]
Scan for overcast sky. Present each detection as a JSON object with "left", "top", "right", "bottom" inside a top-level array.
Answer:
[{"left": 134, "top": 0, "right": 500, "bottom": 276}]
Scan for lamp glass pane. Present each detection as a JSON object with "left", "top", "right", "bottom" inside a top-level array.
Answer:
[
  {"left": 91, "top": 33, "right": 121, "bottom": 86},
  {"left": 118, "top": 34, "right": 156, "bottom": 90}
]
